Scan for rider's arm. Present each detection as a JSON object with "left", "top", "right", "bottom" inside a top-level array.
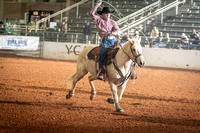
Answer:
[
  {"left": 90, "top": 0, "right": 102, "bottom": 24},
  {"left": 111, "top": 21, "right": 121, "bottom": 37},
  {"left": 90, "top": 6, "right": 100, "bottom": 23}
]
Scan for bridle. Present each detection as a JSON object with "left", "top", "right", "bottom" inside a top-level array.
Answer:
[
  {"left": 130, "top": 43, "right": 142, "bottom": 62},
  {"left": 121, "top": 39, "right": 143, "bottom": 65}
]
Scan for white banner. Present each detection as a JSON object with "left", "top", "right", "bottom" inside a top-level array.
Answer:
[{"left": 0, "top": 35, "right": 39, "bottom": 50}]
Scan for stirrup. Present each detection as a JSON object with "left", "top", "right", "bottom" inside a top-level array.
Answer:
[
  {"left": 97, "top": 68, "right": 102, "bottom": 76},
  {"left": 97, "top": 69, "right": 104, "bottom": 80}
]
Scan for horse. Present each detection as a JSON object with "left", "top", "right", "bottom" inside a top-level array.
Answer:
[{"left": 66, "top": 37, "right": 145, "bottom": 113}]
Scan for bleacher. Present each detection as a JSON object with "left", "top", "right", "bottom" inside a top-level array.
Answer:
[
  {"left": 1, "top": 0, "right": 200, "bottom": 50},
  {"left": 147, "top": 0, "right": 200, "bottom": 49}
]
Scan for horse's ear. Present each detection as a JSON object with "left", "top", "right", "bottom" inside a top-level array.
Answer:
[
  {"left": 128, "top": 38, "right": 133, "bottom": 44},
  {"left": 138, "top": 36, "right": 141, "bottom": 43}
]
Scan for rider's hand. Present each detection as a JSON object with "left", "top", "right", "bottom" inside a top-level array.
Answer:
[
  {"left": 106, "top": 32, "right": 112, "bottom": 36},
  {"left": 111, "top": 32, "right": 116, "bottom": 36},
  {"left": 108, "top": 32, "right": 117, "bottom": 36},
  {"left": 96, "top": 0, "right": 102, "bottom": 6}
]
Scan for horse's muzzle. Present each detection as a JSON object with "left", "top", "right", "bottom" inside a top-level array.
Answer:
[
  {"left": 137, "top": 56, "right": 145, "bottom": 67},
  {"left": 139, "top": 61, "right": 145, "bottom": 67}
]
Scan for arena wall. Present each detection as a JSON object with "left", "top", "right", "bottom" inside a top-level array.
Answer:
[
  {"left": 43, "top": 41, "right": 89, "bottom": 61},
  {"left": 43, "top": 42, "right": 200, "bottom": 70},
  {"left": 142, "top": 48, "right": 200, "bottom": 70}
]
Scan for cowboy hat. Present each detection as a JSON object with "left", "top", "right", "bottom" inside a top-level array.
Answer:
[{"left": 97, "top": 7, "right": 115, "bottom": 15}]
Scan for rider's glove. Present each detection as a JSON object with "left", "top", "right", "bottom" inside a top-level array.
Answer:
[{"left": 95, "top": 0, "right": 102, "bottom": 6}]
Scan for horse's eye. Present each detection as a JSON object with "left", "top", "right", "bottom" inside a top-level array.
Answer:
[{"left": 132, "top": 49, "right": 135, "bottom": 52}]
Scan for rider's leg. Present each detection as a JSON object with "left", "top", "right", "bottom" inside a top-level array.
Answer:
[
  {"left": 97, "top": 38, "right": 116, "bottom": 77},
  {"left": 97, "top": 45, "right": 107, "bottom": 78}
]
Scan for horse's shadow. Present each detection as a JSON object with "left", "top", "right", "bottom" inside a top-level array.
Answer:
[
  {"left": 109, "top": 113, "right": 200, "bottom": 127},
  {"left": 0, "top": 100, "right": 73, "bottom": 110},
  {"left": 2, "top": 83, "right": 197, "bottom": 104},
  {"left": 1, "top": 100, "right": 199, "bottom": 127}
]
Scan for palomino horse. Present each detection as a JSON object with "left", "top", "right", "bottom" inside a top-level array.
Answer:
[{"left": 66, "top": 37, "right": 145, "bottom": 113}]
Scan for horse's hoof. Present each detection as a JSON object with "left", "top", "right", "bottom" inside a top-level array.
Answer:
[
  {"left": 107, "top": 98, "right": 114, "bottom": 104},
  {"left": 116, "top": 108, "right": 124, "bottom": 113},
  {"left": 66, "top": 92, "right": 74, "bottom": 99},
  {"left": 90, "top": 91, "right": 96, "bottom": 100},
  {"left": 66, "top": 94, "right": 72, "bottom": 99},
  {"left": 90, "top": 95, "right": 95, "bottom": 100}
]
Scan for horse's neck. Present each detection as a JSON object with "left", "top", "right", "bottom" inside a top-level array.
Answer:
[{"left": 115, "top": 43, "right": 132, "bottom": 68}]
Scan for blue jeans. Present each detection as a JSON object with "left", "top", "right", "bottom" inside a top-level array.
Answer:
[
  {"left": 98, "top": 38, "right": 116, "bottom": 71},
  {"left": 85, "top": 35, "right": 90, "bottom": 44}
]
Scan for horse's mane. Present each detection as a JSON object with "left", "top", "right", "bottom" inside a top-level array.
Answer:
[{"left": 123, "top": 38, "right": 136, "bottom": 48}]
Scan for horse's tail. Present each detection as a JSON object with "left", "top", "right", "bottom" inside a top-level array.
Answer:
[{"left": 63, "top": 72, "right": 76, "bottom": 86}]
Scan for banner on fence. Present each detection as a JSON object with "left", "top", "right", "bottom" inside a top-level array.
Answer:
[{"left": 0, "top": 35, "right": 39, "bottom": 50}]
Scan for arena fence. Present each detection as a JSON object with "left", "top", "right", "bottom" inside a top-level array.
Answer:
[
  {"left": 1, "top": 34, "right": 200, "bottom": 70},
  {"left": 0, "top": 33, "right": 200, "bottom": 59}
]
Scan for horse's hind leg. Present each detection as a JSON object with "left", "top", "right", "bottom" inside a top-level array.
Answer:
[
  {"left": 66, "top": 67, "right": 88, "bottom": 99},
  {"left": 88, "top": 75, "right": 96, "bottom": 100}
]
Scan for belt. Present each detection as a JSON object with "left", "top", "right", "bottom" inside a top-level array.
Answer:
[
  {"left": 107, "top": 36, "right": 115, "bottom": 39},
  {"left": 102, "top": 35, "right": 115, "bottom": 40}
]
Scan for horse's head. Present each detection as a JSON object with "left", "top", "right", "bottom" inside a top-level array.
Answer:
[{"left": 127, "top": 37, "right": 145, "bottom": 67}]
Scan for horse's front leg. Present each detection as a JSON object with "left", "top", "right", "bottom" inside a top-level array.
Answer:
[
  {"left": 110, "top": 83, "right": 124, "bottom": 113},
  {"left": 117, "top": 82, "right": 127, "bottom": 101},
  {"left": 88, "top": 75, "right": 96, "bottom": 100}
]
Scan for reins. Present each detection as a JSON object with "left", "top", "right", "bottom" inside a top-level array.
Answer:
[{"left": 111, "top": 58, "right": 135, "bottom": 87}]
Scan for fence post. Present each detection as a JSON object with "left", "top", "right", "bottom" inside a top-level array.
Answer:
[
  {"left": 40, "top": 30, "right": 45, "bottom": 58},
  {"left": 191, "top": 0, "right": 193, "bottom": 4},
  {"left": 95, "top": 33, "right": 98, "bottom": 45},
  {"left": 75, "top": 33, "right": 78, "bottom": 43},
  {"left": 175, "top": 0, "right": 178, "bottom": 15},
  {"left": 60, "top": 13, "right": 63, "bottom": 23},
  {"left": 44, "top": 19, "right": 46, "bottom": 30},
  {"left": 57, "top": 33, "right": 59, "bottom": 42},
  {"left": 71, "top": 34, "right": 73, "bottom": 43},
  {"left": 160, "top": 12, "right": 163, "bottom": 23},
  {"left": 92, "top": 0, "right": 94, "bottom": 7},
  {"left": 76, "top": 5, "right": 79, "bottom": 18}
]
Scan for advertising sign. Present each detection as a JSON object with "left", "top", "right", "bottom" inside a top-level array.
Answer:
[{"left": 0, "top": 35, "right": 39, "bottom": 50}]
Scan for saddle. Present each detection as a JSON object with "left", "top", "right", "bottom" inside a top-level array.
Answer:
[{"left": 87, "top": 45, "right": 121, "bottom": 78}]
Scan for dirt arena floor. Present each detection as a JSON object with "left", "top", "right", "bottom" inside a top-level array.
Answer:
[{"left": 0, "top": 57, "right": 200, "bottom": 133}]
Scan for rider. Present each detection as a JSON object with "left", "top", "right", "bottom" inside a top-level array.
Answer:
[{"left": 90, "top": 0, "right": 121, "bottom": 78}]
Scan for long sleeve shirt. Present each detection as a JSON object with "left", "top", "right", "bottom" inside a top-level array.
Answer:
[{"left": 90, "top": 5, "right": 121, "bottom": 39}]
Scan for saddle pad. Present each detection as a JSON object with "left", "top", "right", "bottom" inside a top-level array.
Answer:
[
  {"left": 87, "top": 46, "right": 100, "bottom": 60},
  {"left": 87, "top": 45, "right": 120, "bottom": 65}
]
